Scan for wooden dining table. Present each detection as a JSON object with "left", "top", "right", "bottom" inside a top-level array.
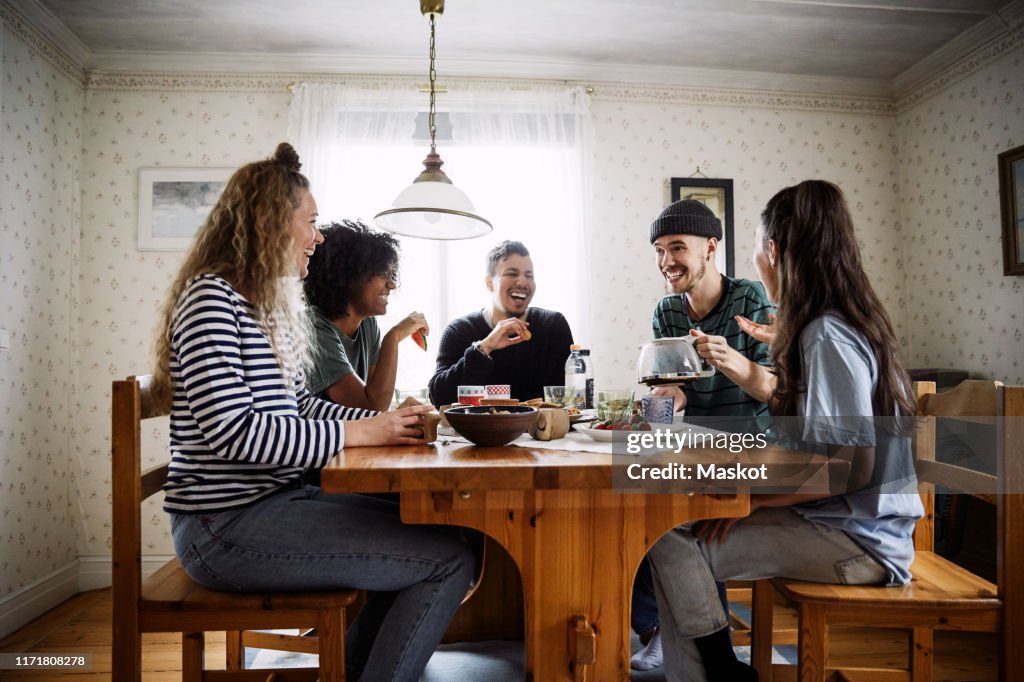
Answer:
[{"left": 321, "top": 437, "right": 822, "bottom": 681}]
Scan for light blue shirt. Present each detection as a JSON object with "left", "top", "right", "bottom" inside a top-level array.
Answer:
[{"left": 790, "top": 313, "right": 923, "bottom": 585}]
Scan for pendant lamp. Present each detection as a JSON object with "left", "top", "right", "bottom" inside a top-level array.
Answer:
[{"left": 373, "top": 0, "right": 492, "bottom": 240}]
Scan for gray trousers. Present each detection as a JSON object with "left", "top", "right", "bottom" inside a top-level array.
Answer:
[{"left": 647, "top": 506, "right": 888, "bottom": 682}]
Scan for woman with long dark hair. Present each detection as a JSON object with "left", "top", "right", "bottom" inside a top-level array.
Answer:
[
  {"left": 153, "top": 143, "right": 474, "bottom": 682},
  {"left": 647, "top": 180, "right": 923, "bottom": 682}
]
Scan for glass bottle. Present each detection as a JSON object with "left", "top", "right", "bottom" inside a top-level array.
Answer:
[{"left": 564, "top": 344, "right": 595, "bottom": 409}]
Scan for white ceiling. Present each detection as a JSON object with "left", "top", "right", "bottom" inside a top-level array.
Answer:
[{"left": 20, "top": 0, "right": 1024, "bottom": 97}]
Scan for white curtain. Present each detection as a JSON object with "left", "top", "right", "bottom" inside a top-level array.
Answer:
[{"left": 288, "top": 81, "right": 594, "bottom": 392}]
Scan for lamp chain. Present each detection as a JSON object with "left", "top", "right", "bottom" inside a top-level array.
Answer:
[{"left": 428, "top": 13, "right": 437, "bottom": 154}]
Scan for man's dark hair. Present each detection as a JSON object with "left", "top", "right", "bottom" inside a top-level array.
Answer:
[
  {"left": 486, "top": 240, "right": 530, "bottom": 276},
  {"left": 303, "top": 220, "right": 400, "bottom": 319}
]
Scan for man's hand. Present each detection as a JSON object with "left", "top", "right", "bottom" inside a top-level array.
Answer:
[
  {"left": 478, "top": 317, "right": 531, "bottom": 355},
  {"left": 691, "top": 329, "right": 750, "bottom": 376},
  {"left": 689, "top": 329, "right": 775, "bottom": 403},
  {"left": 651, "top": 385, "right": 686, "bottom": 411}
]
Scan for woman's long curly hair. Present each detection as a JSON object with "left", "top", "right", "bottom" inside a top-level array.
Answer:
[
  {"left": 761, "top": 180, "right": 915, "bottom": 419},
  {"left": 303, "top": 220, "right": 400, "bottom": 320},
  {"left": 151, "top": 143, "right": 312, "bottom": 409}
]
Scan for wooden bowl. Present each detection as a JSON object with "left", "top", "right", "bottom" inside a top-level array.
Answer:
[{"left": 444, "top": 405, "right": 539, "bottom": 446}]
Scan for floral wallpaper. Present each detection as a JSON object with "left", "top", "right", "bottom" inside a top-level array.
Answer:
[
  {"left": 75, "top": 87, "right": 291, "bottom": 560},
  {"left": 1, "top": 0, "right": 1022, "bottom": 631},
  {"left": 0, "top": 21, "right": 82, "bottom": 599},
  {"left": 898, "top": 43, "right": 1024, "bottom": 384}
]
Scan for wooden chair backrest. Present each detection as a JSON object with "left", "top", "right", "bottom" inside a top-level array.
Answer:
[
  {"left": 912, "top": 380, "right": 1001, "bottom": 552},
  {"left": 998, "top": 386, "right": 1024, "bottom": 635},
  {"left": 111, "top": 375, "right": 169, "bottom": 632}
]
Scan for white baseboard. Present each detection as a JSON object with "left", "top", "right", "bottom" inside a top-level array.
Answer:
[
  {"left": 0, "top": 561, "right": 79, "bottom": 640},
  {"left": 0, "top": 555, "right": 175, "bottom": 639},
  {"left": 77, "top": 554, "right": 175, "bottom": 591}
]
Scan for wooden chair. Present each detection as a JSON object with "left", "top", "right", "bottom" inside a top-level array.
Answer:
[
  {"left": 111, "top": 375, "right": 358, "bottom": 681},
  {"left": 750, "top": 380, "right": 1023, "bottom": 682}
]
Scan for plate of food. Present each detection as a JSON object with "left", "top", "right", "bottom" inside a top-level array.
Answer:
[
  {"left": 577, "top": 417, "right": 653, "bottom": 441},
  {"left": 567, "top": 407, "right": 595, "bottom": 424},
  {"left": 523, "top": 399, "right": 594, "bottom": 426},
  {"left": 577, "top": 423, "right": 616, "bottom": 442}
]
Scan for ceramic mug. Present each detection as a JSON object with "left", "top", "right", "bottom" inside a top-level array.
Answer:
[
  {"left": 457, "top": 385, "right": 486, "bottom": 406},
  {"left": 641, "top": 394, "right": 676, "bottom": 424},
  {"left": 486, "top": 384, "right": 512, "bottom": 399},
  {"left": 438, "top": 403, "right": 460, "bottom": 429},
  {"left": 422, "top": 411, "right": 441, "bottom": 443},
  {"left": 529, "top": 407, "right": 570, "bottom": 441}
]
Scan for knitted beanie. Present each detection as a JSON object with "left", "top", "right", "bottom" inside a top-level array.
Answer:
[{"left": 649, "top": 199, "right": 722, "bottom": 243}]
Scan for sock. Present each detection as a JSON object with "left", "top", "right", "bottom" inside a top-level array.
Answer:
[
  {"left": 630, "top": 627, "right": 663, "bottom": 670},
  {"left": 694, "top": 626, "right": 758, "bottom": 681}
]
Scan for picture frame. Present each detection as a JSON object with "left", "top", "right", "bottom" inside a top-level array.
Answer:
[
  {"left": 998, "top": 144, "right": 1024, "bottom": 276},
  {"left": 138, "top": 168, "right": 232, "bottom": 251},
  {"left": 670, "top": 177, "right": 735, "bottom": 277}
]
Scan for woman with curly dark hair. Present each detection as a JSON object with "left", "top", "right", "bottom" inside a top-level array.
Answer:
[
  {"left": 647, "top": 180, "right": 922, "bottom": 682},
  {"left": 303, "top": 220, "right": 429, "bottom": 411}
]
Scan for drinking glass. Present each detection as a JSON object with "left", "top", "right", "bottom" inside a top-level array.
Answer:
[
  {"left": 543, "top": 385, "right": 571, "bottom": 407},
  {"left": 394, "top": 388, "right": 429, "bottom": 408},
  {"left": 597, "top": 389, "right": 635, "bottom": 423}
]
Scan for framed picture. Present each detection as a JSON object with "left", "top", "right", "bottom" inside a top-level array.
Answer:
[
  {"left": 998, "top": 144, "right": 1024, "bottom": 276},
  {"left": 670, "top": 177, "right": 735, "bottom": 277},
  {"left": 138, "top": 168, "right": 232, "bottom": 250}
]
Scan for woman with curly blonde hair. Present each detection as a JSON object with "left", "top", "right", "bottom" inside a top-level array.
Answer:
[{"left": 153, "top": 143, "right": 474, "bottom": 681}]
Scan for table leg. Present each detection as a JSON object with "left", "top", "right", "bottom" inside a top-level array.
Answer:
[{"left": 402, "top": 488, "right": 748, "bottom": 681}]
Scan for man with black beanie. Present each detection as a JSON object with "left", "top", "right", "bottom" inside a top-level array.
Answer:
[
  {"left": 648, "top": 198, "right": 775, "bottom": 417},
  {"left": 629, "top": 198, "right": 775, "bottom": 675}
]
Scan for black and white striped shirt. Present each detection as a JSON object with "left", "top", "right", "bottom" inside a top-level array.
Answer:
[{"left": 163, "top": 274, "right": 374, "bottom": 513}]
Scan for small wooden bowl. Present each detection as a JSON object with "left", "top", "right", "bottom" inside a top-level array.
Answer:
[{"left": 444, "top": 405, "right": 539, "bottom": 446}]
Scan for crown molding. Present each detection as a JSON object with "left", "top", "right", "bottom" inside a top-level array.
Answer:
[
  {"left": 894, "top": 0, "right": 1024, "bottom": 104},
  {"left": 85, "top": 71, "right": 297, "bottom": 94},
  {"left": 85, "top": 70, "right": 896, "bottom": 115},
  {"left": 0, "top": 0, "right": 87, "bottom": 83},
  {"left": 83, "top": 48, "right": 892, "bottom": 101},
  {"left": 590, "top": 82, "right": 895, "bottom": 115},
  {"left": 896, "top": 11, "right": 1024, "bottom": 112}
]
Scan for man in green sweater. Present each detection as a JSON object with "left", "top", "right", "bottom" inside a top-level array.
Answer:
[{"left": 632, "top": 198, "right": 776, "bottom": 671}]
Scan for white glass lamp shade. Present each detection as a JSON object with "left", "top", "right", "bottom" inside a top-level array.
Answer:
[{"left": 374, "top": 178, "right": 492, "bottom": 240}]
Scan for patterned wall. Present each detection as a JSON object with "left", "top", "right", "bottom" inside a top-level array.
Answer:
[
  {"left": 75, "top": 87, "right": 291, "bottom": 559},
  {"left": 589, "top": 100, "right": 904, "bottom": 389},
  {"left": 898, "top": 44, "right": 1024, "bottom": 384},
  {"left": 0, "top": 22, "right": 82, "bottom": 598}
]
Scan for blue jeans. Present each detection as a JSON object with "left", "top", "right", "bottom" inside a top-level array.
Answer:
[
  {"left": 170, "top": 485, "right": 475, "bottom": 682},
  {"left": 632, "top": 557, "right": 730, "bottom": 638},
  {"left": 648, "top": 507, "right": 887, "bottom": 682}
]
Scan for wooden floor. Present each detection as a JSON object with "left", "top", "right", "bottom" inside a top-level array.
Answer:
[{"left": 0, "top": 588, "right": 999, "bottom": 680}]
